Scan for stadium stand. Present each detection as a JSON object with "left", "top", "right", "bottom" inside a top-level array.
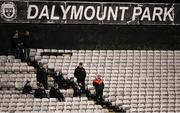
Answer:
[
  {"left": 0, "top": 0, "right": 179, "bottom": 112},
  {"left": 0, "top": 54, "right": 110, "bottom": 113},
  {"left": 28, "top": 49, "right": 180, "bottom": 113}
]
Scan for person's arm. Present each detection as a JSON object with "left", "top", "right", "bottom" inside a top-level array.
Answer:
[
  {"left": 29, "top": 86, "right": 33, "bottom": 93},
  {"left": 93, "top": 81, "right": 97, "bottom": 88},
  {"left": 34, "top": 90, "right": 38, "bottom": 98},
  {"left": 49, "top": 88, "right": 52, "bottom": 97},
  {"left": 74, "top": 68, "right": 78, "bottom": 78},
  {"left": 43, "top": 90, "right": 47, "bottom": 98},
  {"left": 22, "top": 85, "right": 26, "bottom": 94},
  {"left": 84, "top": 68, "right": 86, "bottom": 78},
  {"left": 102, "top": 82, "right": 104, "bottom": 89}
]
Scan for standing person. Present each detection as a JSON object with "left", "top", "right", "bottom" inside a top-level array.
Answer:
[
  {"left": 22, "top": 31, "right": 31, "bottom": 62},
  {"left": 37, "top": 63, "right": 48, "bottom": 89},
  {"left": 17, "top": 35, "right": 24, "bottom": 60},
  {"left": 34, "top": 83, "right": 47, "bottom": 98},
  {"left": 49, "top": 84, "right": 64, "bottom": 101},
  {"left": 93, "top": 75, "right": 104, "bottom": 103},
  {"left": 12, "top": 30, "right": 24, "bottom": 59},
  {"left": 11, "top": 30, "right": 19, "bottom": 56},
  {"left": 43, "top": 65, "right": 49, "bottom": 89},
  {"left": 22, "top": 80, "right": 32, "bottom": 94},
  {"left": 36, "top": 63, "right": 43, "bottom": 82},
  {"left": 74, "top": 62, "right": 86, "bottom": 93}
]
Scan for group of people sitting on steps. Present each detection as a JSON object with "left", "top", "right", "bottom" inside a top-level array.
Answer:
[
  {"left": 22, "top": 62, "right": 125, "bottom": 112},
  {"left": 22, "top": 62, "right": 105, "bottom": 104}
]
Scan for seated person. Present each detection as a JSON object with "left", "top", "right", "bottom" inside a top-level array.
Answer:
[
  {"left": 85, "top": 85, "right": 96, "bottom": 100},
  {"left": 22, "top": 80, "right": 32, "bottom": 94},
  {"left": 49, "top": 84, "right": 64, "bottom": 101},
  {"left": 34, "top": 83, "right": 47, "bottom": 98},
  {"left": 66, "top": 77, "right": 81, "bottom": 97},
  {"left": 68, "top": 77, "right": 77, "bottom": 87},
  {"left": 54, "top": 70, "right": 67, "bottom": 89}
]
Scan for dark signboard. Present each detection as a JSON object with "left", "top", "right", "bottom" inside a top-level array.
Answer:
[{"left": 0, "top": 1, "right": 179, "bottom": 25}]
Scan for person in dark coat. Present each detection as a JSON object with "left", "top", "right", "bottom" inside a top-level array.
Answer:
[
  {"left": 22, "top": 80, "right": 32, "bottom": 94},
  {"left": 11, "top": 30, "right": 19, "bottom": 56},
  {"left": 49, "top": 84, "right": 64, "bottom": 101},
  {"left": 85, "top": 86, "right": 96, "bottom": 100},
  {"left": 74, "top": 63, "right": 86, "bottom": 92},
  {"left": 34, "top": 83, "right": 47, "bottom": 98},
  {"left": 93, "top": 75, "right": 104, "bottom": 103},
  {"left": 68, "top": 77, "right": 80, "bottom": 96},
  {"left": 37, "top": 63, "right": 48, "bottom": 89},
  {"left": 54, "top": 70, "right": 65, "bottom": 89},
  {"left": 42, "top": 66, "right": 48, "bottom": 90},
  {"left": 22, "top": 31, "right": 31, "bottom": 62},
  {"left": 36, "top": 63, "right": 43, "bottom": 81}
]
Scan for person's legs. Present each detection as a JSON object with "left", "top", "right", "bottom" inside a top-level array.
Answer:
[
  {"left": 58, "top": 93, "right": 64, "bottom": 102},
  {"left": 95, "top": 90, "right": 101, "bottom": 102},
  {"left": 60, "top": 94, "right": 65, "bottom": 101},
  {"left": 20, "top": 48, "right": 25, "bottom": 61},
  {"left": 16, "top": 48, "right": 21, "bottom": 59},
  {"left": 99, "top": 90, "right": 104, "bottom": 101},
  {"left": 43, "top": 81, "right": 48, "bottom": 90},
  {"left": 15, "top": 48, "right": 18, "bottom": 58},
  {"left": 81, "top": 81, "right": 85, "bottom": 92},
  {"left": 24, "top": 48, "right": 30, "bottom": 61}
]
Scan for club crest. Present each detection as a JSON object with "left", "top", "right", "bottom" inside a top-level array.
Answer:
[{"left": 1, "top": 2, "right": 17, "bottom": 21}]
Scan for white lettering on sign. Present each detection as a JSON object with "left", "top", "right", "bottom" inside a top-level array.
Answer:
[
  {"left": 163, "top": 7, "right": 174, "bottom": 21},
  {"left": 27, "top": 5, "right": 39, "bottom": 19},
  {"left": 38, "top": 5, "right": 49, "bottom": 19},
  {"left": 132, "top": 7, "right": 174, "bottom": 21},
  {"left": 132, "top": 7, "right": 142, "bottom": 21},
  {"left": 141, "top": 7, "right": 151, "bottom": 21},
  {"left": 96, "top": 6, "right": 107, "bottom": 21},
  {"left": 107, "top": 7, "right": 118, "bottom": 21},
  {"left": 70, "top": 5, "right": 84, "bottom": 20},
  {"left": 152, "top": 7, "right": 163, "bottom": 21},
  {"left": 60, "top": 5, "right": 71, "bottom": 20},
  {"left": 51, "top": 5, "right": 59, "bottom": 20},
  {"left": 26, "top": 4, "right": 174, "bottom": 23},
  {"left": 119, "top": 7, "right": 129, "bottom": 21},
  {"left": 84, "top": 6, "right": 95, "bottom": 20}
]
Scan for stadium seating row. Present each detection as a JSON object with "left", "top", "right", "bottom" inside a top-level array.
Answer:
[{"left": 0, "top": 90, "right": 108, "bottom": 113}]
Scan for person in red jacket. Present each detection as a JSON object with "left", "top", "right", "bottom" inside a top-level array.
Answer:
[{"left": 93, "top": 75, "right": 104, "bottom": 103}]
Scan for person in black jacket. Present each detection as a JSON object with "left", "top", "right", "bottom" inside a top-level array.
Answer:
[
  {"left": 49, "top": 84, "right": 64, "bottom": 101},
  {"left": 22, "top": 31, "right": 31, "bottom": 62},
  {"left": 85, "top": 85, "right": 96, "bottom": 100},
  {"left": 11, "top": 30, "right": 19, "bottom": 56},
  {"left": 66, "top": 77, "right": 81, "bottom": 97},
  {"left": 37, "top": 63, "right": 48, "bottom": 89},
  {"left": 54, "top": 70, "right": 65, "bottom": 89},
  {"left": 74, "top": 63, "right": 86, "bottom": 93},
  {"left": 34, "top": 83, "right": 47, "bottom": 98},
  {"left": 22, "top": 80, "right": 32, "bottom": 94},
  {"left": 37, "top": 63, "right": 43, "bottom": 81},
  {"left": 93, "top": 75, "right": 104, "bottom": 103}
]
